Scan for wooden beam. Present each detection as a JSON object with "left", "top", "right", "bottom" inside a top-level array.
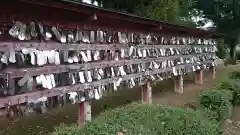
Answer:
[
  {"left": 78, "top": 101, "right": 91, "bottom": 128},
  {"left": 0, "top": 65, "right": 183, "bottom": 108},
  {"left": 0, "top": 56, "right": 182, "bottom": 78},
  {"left": 195, "top": 70, "right": 203, "bottom": 85},
  {"left": 211, "top": 66, "right": 216, "bottom": 79},
  {"left": 141, "top": 83, "right": 152, "bottom": 104},
  {"left": 174, "top": 75, "right": 183, "bottom": 94}
]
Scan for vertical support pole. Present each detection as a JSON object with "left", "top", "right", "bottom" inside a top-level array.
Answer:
[
  {"left": 141, "top": 82, "right": 152, "bottom": 104},
  {"left": 78, "top": 101, "right": 91, "bottom": 128},
  {"left": 195, "top": 70, "right": 203, "bottom": 84},
  {"left": 211, "top": 66, "right": 216, "bottom": 79},
  {"left": 7, "top": 75, "right": 15, "bottom": 96},
  {"left": 174, "top": 75, "right": 183, "bottom": 94}
]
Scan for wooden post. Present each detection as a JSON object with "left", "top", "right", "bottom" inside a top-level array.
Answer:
[
  {"left": 174, "top": 75, "right": 183, "bottom": 94},
  {"left": 195, "top": 70, "right": 203, "bottom": 84},
  {"left": 211, "top": 66, "right": 216, "bottom": 79},
  {"left": 78, "top": 101, "right": 91, "bottom": 128},
  {"left": 141, "top": 83, "right": 152, "bottom": 104},
  {"left": 8, "top": 76, "right": 15, "bottom": 96}
]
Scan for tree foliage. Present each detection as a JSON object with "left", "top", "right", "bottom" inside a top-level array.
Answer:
[
  {"left": 135, "top": 0, "right": 180, "bottom": 24},
  {"left": 107, "top": 0, "right": 196, "bottom": 25},
  {"left": 73, "top": 0, "right": 197, "bottom": 26},
  {"left": 195, "top": 0, "right": 240, "bottom": 58},
  {"left": 200, "top": 90, "right": 233, "bottom": 123}
]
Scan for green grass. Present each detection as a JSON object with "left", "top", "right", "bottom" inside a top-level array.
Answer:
[{"left": 215, "top": 65, "right": 240, "bottom": 83}]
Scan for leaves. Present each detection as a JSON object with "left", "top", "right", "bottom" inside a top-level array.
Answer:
[
  {"left": 52, "top": 103, "right": 222, "bottom": 135},
  {"left": 134, "top": 0, "right": 197, "bottom": 25},
  {"left": 216, "top": 39, "right": 228, "bottom": 59},
  {"left": 216, "top": 69, "right": 240, "bottom": 105},
  {"left": 144, "top": 0, "right": 180, "bottom": 23},
  {"left": 200, "top": 90, "right": 233, "bottom": 123},
  {"left": 72, "top": 0, "right": 198, "bottom": 26},
  {"left": 195, "top": 0, "right": 240, "bottom": 58},
  {"left": 228, "top": 68, "right": 240, "bottom": 79}
]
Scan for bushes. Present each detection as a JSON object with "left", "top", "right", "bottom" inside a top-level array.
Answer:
[
  {"left": 199, "top": 90, "right": 233, "bottom": 123},
  {"left": 216, "top": 39, "right": 228, "bottom": 59},
  {"left": 52, "top": 103, "right": 222, "bottom": 135},
  {"left": 224, "top": 57, "right": 237, "bottom": 65},
  {"left": 199, "top": 68, "right": 240, "bottom": 123},
  {"left": 214, "top": 68, "right": 240, "bottom": 105},
  {"left": 228, "top": 68, "right": 240, "bottom": 79},
  {"left": 52, "top": 68, "right": 240, "bottom": 135},
  {"left": 217, "top": 79, "right": 240, "bottom": 105},
  {"left": 197, "top": 68, "right": 240, "bottom": 127}
]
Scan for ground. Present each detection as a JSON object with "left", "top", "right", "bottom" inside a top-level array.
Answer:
[
  {"left": 0, "top": 64, "right": 239, "bottom": 135},
  {"left": 152, "top": 65, "right": 240, "bottom": 135}
]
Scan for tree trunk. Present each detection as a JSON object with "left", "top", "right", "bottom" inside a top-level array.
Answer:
[
  {"left": 229, "top": 29, "right": 240, "bottom": 64},
  {"left": 230, "top": 45, "right": 235, "bottom": 58}
]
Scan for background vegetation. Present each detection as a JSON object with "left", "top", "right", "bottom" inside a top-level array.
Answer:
[{"left": 53, "top": 103, "right": 222, "bottom": 135}]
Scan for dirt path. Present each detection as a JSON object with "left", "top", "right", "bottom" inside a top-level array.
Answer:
[{"left": 153, "top": 65, "right": 231, "bottom": 106}]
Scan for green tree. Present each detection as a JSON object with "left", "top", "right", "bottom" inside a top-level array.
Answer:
[
  {"left": 136, "top": 0, "right": 181, "bottom": 24},
  {"left": 71, "top": 0, "right": 196, "bottom": 26},
  {"left": 195, "top": 0, "right": 240, "bottom": 59}
]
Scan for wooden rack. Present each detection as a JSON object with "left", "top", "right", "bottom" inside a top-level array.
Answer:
[
  {"left": 0, "top": 61, "right": 214, "bottom": 108},
  {"left": 0, "top": 0, "right": 219, "bottom": 128}
]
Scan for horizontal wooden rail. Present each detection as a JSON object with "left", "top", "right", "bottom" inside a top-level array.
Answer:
[
  {"left": 0, "top": 56, "right": 178, "bottom": 78},
  {"left": 0, "top": 42, "right": 215, "bottom": 51},
  {"left": 0, "top": 60, "right": 214, "bottom": 108},
  {"left": 0, "top": 54, "right": 214, "bottom": 78}
]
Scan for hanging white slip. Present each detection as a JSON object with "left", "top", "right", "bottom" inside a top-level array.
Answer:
[
  {"left": 79, "top": 71, "right": 85, "bottom": 83},
  {"left": 86, "top": 71, "right": 92, "bottom": 82},
  {"left": 54, "top": 51, "right": 61, "bottom": 65},
  {"left": 50, "top": 74, "right": 56, "bottom": 87},
  {"left": 80, "top": 51, "right": 89, "bottom": 62},
  {"left": 94, "top": 88, "right": 100, "bottom": 100}
]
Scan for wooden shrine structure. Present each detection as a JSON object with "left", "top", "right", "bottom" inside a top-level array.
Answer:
[{"left": 0, "top": 0, "right": 219, "bottom": 127}]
